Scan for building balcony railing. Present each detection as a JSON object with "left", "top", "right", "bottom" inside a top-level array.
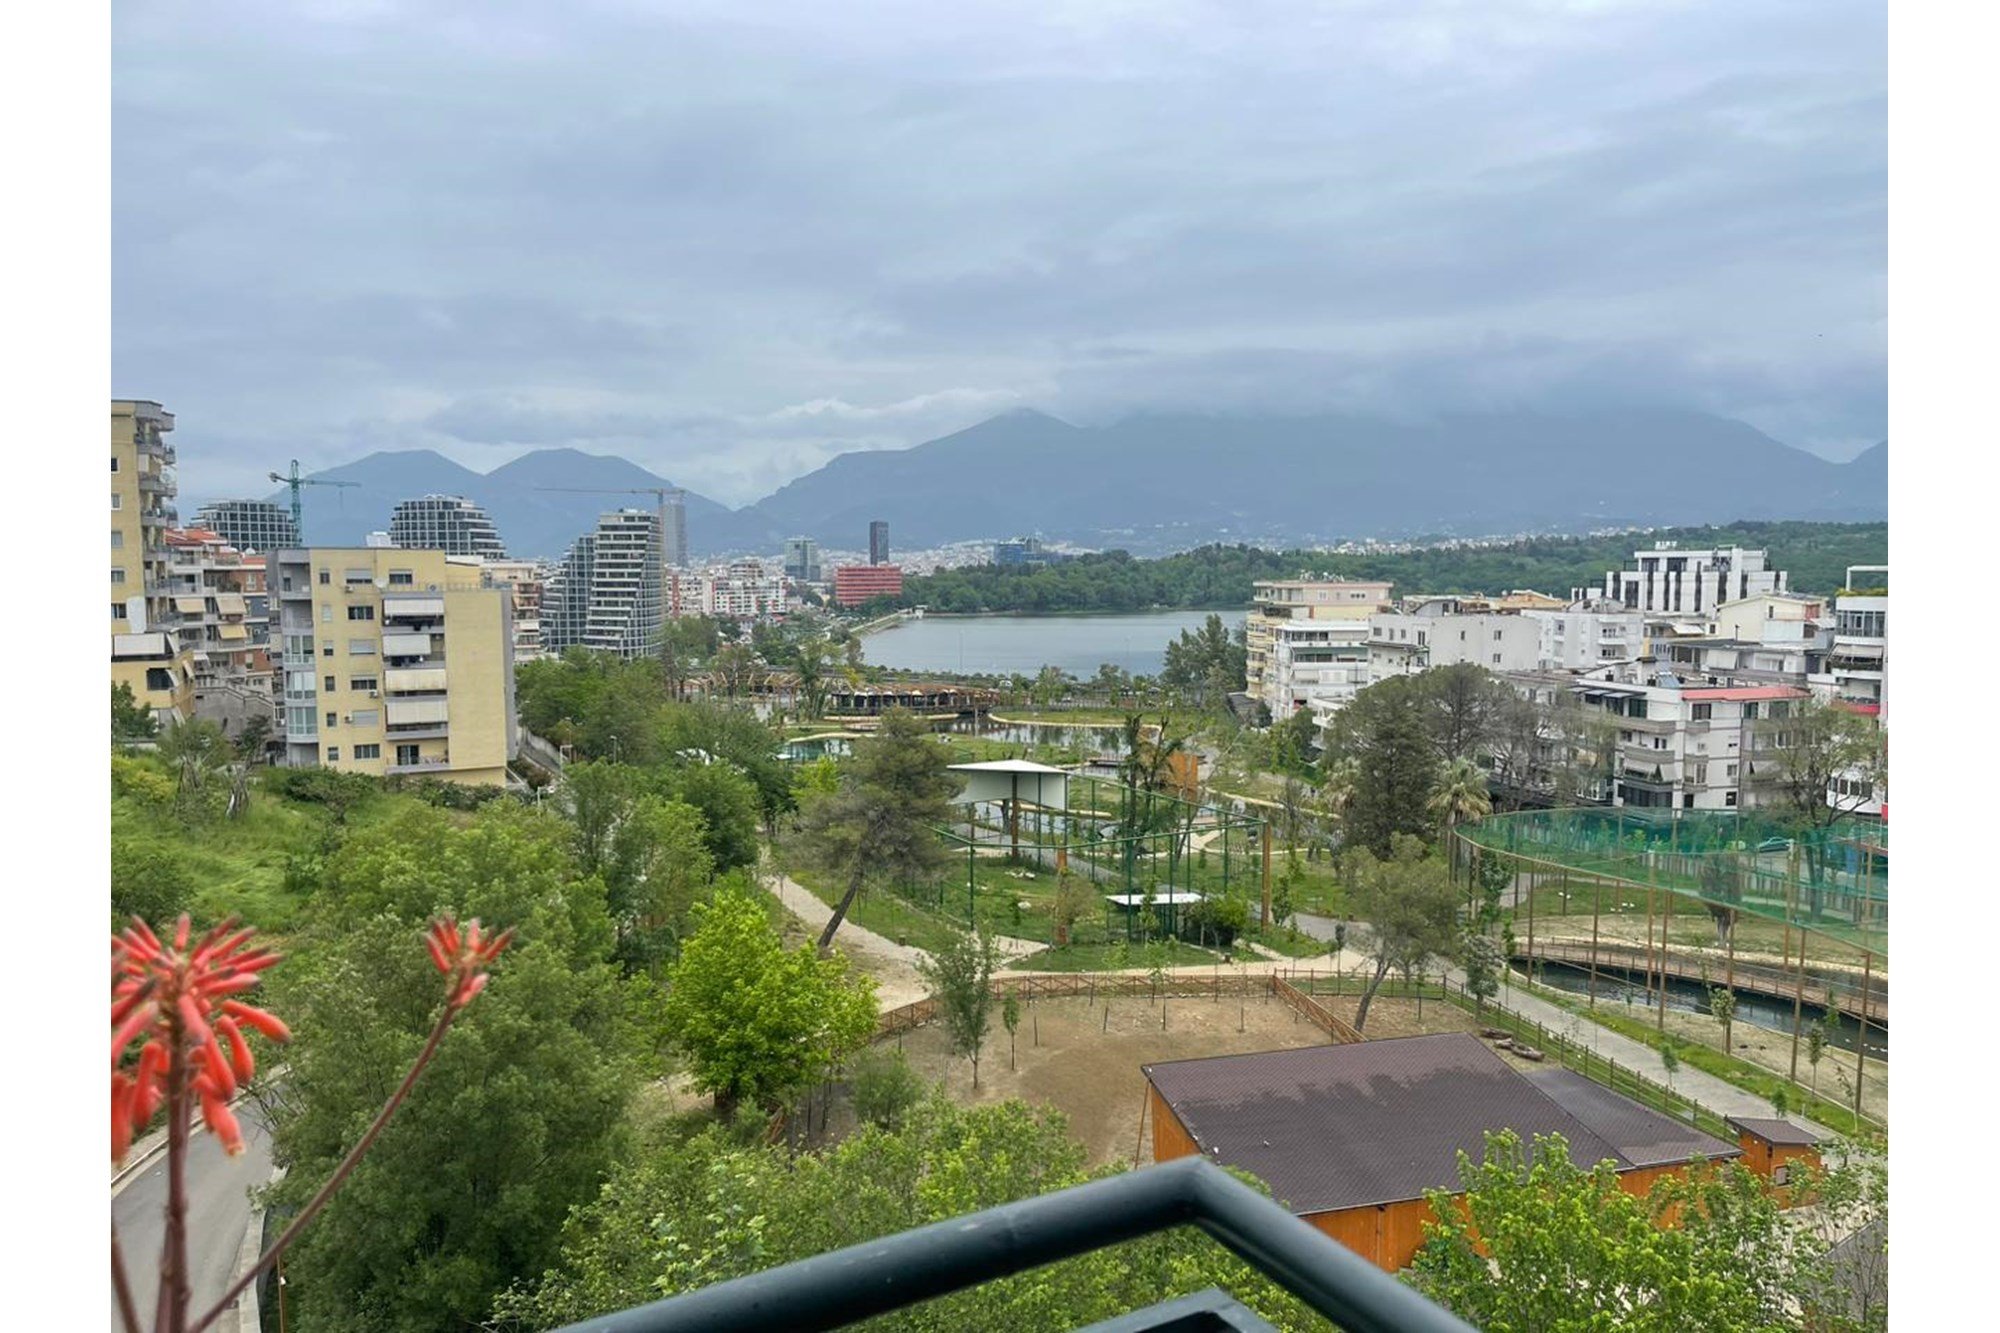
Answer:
[
  {"left": 385, "top": 724, "right": 451, "bottom": 741},
  {"left": 546, "top": 1156, "right": 1475, "bottom": 1333},
  {"left": 386, "top": 756, "right": 453, "bottom": 775}
]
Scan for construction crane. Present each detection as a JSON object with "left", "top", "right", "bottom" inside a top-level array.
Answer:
[
  {"left": 268, "top": 459, "right": 359, "bottom": 541},
  {"left": 538, "top": 485, "right": 689, "bottom": 674}
]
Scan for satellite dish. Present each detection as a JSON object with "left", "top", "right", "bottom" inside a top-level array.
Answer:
[{"left": 376, "top": 576, "right": 391, "bottom": 590}]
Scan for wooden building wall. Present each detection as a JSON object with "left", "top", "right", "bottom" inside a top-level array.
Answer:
[{"left": 1148, "top": 1087, "right": 1200, "bottom": 1163}]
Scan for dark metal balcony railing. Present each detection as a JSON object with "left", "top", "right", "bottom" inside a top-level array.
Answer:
[{"left": 549, "top": 1156, "right": 1477, "bottom": 1333}]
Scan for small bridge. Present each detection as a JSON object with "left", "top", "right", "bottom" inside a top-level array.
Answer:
[{"left": 1513, "top": 937, "right": 1887, "bottom": 1025}]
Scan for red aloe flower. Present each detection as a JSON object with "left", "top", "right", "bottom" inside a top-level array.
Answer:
[
  {"left": 111, "top": 914, "right": 288, "bottom": 1166},
  {"left": 427, "top": 916, "right": 514, "bottom": 1009}
]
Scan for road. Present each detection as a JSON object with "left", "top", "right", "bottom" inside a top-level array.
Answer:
[{"left": 113, "top": 1102, "right": 272, "bottom": 1333}]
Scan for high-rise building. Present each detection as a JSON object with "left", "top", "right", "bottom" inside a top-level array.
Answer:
[
  {"left": 542, "top": 509, "right": 664, "bottom": 659},
  {"left": 111, "top": 400, "right": 196, "bottom": 722},
  {"left": 195, "top": 499, "right": 299, "bottom": 554},
  {"left": 388, "top": 495, "right": 507, "bottom": 558},
  {"left": 833, "top": 564, "right": 903, "bottom": 607},
  {"left": 869, "top": 520, "right": 890, "bottom": 566},
  {"left": 270, "top": 546, "right": 517, "bottom": 785},
  {"left": 662, "top": 490, "right": 689, "bottom": 568},
  {"left": 784, "top": 537, "right": 822, "bottom": 583}
]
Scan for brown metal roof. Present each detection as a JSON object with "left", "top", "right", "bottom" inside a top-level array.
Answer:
[
  {"left": 1144, "top": 1033, "right": 1680, "bottom": 1214},
  {"left": 1525, "top": 1068, "right": 1739, "bottom": 1168},
  {"left": 1726, "top": 1116, "right": 1822, "bottom": 1147}
]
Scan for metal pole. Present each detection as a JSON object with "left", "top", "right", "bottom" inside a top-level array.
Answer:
[
  {"left": 1658, "top": 877, "right": 1673, "bottom": 1035},
  {"left": 1588, "top": 873, "right": 1601, "bottom": 1009},
  {"left": 1788, "top": 880, "right": 1805, "bottom": 1081},
  {"left": 1853, "top": 949, "right": 1872, "bottom": 1122},
  {"left": 1261, "top": 821, "right": 1273, "bottom": 929}
]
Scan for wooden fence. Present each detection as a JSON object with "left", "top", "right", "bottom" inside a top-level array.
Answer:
[
  {"left": 1517, "top": 938, "right": 1888, "bottom": 1023},
  {"left": 875, "top": 969, "right": 1363, "bottom": 1040}
]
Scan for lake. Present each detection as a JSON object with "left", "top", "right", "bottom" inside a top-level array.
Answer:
[{"left": 861, "top": 610, "right": 1247, "bottom": 677}]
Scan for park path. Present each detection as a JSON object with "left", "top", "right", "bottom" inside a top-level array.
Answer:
[{"left": 761, "top": 870, "right": 1041, "bottom": 1009}]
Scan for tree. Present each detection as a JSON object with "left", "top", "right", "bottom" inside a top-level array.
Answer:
[
  {"left": 1002, "top": 993, "right": 1022, "bottom": 1071},
  {"left": 1322, "top": 677, "right": 1438, "bottom": 857},
  {"left": 664, "top": 879, "right": 877, "bottom": 1111},
  {"left": 1426, "top": 756, "right": 1492, "bottom": 836},
  {"left": 1311, "top": 756, "right": 1358, "bottom": 861},
  {"left": 849, "top": 1047, "right": 925, "bottom": 1130},
  {"left": 496, "top": 1096, "right": 1322, "bottom": 1332},
  {"left": 793, "top": 637, "right": 834, "bottom": 721},
  {"left": 113, "top": 682, "right": 159, "bottom": 741},
  {"left": 1050, "top": 870, "right": 1094, "bottom": 947},
  {"left": 1807, "top": 1014, "right": 1832, "bottom": 1095},
  {"left": 709, "top": 641, "right": 762, "bottom": 698},
  {"left": 156, "top": 717, "right": 231, "bottom": 817},
  {"left": 788, "top": 708, "right": 962, "bottom": 950},
  {"left": 920, "top": 930, "right": 1001, "bottom": 1088},
  {"left": 1160, "top": 613, "right": 1244, "bottom": 706},
  {"left": 1660, "top": 1037, "right": 1681, "bottom": 1092},
  {"left": 1460, "top": 932, "right": 1503, "bottom": 1016},
  {"left": 602, "top": 796, "right": 716, "bottom": 972},
  {"left": 1343, "top": 835, "right": 1459, "bottom": 1032},
  {"left": 1412, "top": 1130, "right": 1883, "bottom": 1333},
  {"left": 1709, "top": 984, "right": 1738, "bottom": 1056},
  {"left": 111, "top": 834, "right": 194, "bottom": 930},
  {"left": 233, "top": 713, "right": 272, "bottom": 762},
  {"left": 1417, "top": 663, "right": 1508, "bottom": 763},
  {"left": 1761, "top": 696, "right": 1887, "bottom": 914}
]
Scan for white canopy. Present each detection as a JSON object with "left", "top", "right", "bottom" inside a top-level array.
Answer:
[
  {"left": 1104, "top": 893, "right": 1206, "bottom": 908},
  {"left": 948, "top": 760, "right": 1069, "bottom": 809}
]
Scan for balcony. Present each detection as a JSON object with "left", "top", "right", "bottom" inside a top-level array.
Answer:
[
  {"left": 542, "top": 1156, "right": 1475, "bottom": 1333},
  {"left": 385, "top": 724, "right": 451, "bottom": 741},
  {"left": 386, "top": 755, "right": 453, "bottom": 776}
]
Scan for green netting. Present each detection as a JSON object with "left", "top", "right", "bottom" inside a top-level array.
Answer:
[{"left": 1457, "top": 807, "right": 1888, "bottom": 956}]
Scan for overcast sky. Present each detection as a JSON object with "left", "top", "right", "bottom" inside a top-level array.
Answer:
[{"left": 114, "top": 0, "right": 1884, "bottom": 508}]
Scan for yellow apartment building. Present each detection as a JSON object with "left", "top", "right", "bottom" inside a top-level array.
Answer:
[
  {"left": 272, "top": 546, "right": 517, "bottom": 786},
  {"left": 111, "top": 400, "right": 197, "bottom": 721},
  {"left": 1244, "top": 578, "right": 1394, "bottom": 712}
]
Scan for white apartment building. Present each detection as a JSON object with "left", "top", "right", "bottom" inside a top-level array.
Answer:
[
  {"left": 1367, "top": 597, "right": 1648, "bottom": 684},
  {"left": 389, "top": 495, "right": 507, "bottom": 558},
  {"left": 1712, "top": 592, "right": 1829, "bottom": 646},
  {"left": 1247, "top": 579, "right": 1394, "bottom": 720},
  {"left": 542, "top": 510, "right": 664, "bottom": 659},
  {"left": 1809, "top": 565, "right": 1888, "bottom": 818},
  {"left": 702, "top": 558, "right": 789, "bottom": 621},
  {"left": 1534, "top": 601, "right": 1649, "bottom": 670},
  {"left": 1503, "top": 666, "right": 1806, "bottom": 811},
  {"left": 1601, "top": 543, "right": 1787, "bottom": 617}
]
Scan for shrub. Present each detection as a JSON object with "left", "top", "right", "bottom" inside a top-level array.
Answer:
[{"left": 849, "top": 1047, "right": 926, "bottom": 1130}]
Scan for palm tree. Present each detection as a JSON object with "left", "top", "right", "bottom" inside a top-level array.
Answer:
[
  {"left": 1312, "top": 757, "right": 1360, "bottom": 861},
  {"left": 1427, "top": 756, "right": 1492, "bottom": 837}
]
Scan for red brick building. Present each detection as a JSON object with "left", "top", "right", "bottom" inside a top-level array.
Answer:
[{"left": 833, "top": 564, "right": 903, "bottom": 607}]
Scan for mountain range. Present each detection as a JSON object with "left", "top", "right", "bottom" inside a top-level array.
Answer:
[{"left": 250, "top": 408, "right": 1886, "bottom": 560}]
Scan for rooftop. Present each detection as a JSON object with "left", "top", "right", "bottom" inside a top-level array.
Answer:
[{"left": 1143, "top": 1034, "right": 1736, "bottom": 1215}]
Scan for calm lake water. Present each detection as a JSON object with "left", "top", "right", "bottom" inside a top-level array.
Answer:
[{"left": 861, "top": 611, "right": 1247, "bottom": 677}]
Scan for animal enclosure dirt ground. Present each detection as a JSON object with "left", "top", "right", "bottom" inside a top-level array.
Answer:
[{"left": 881, "top": 994, "right": 1483, "bottom": 1167}]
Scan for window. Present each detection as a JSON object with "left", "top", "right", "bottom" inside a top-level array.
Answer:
[
  {"left": 349, "top": 676, "right": 378, "bottom": 692},
  {"left": 111, "top": 529, "right": 124, "bottom": 548},
  {"left": 1694, "top": 763, "right": 1708, "bottom": 784},
  {"left": 318, "top": 569, "right": 331, "bottom": 585},
  {"left": 113, "top": 603, "right": 126, "bottom": 621},
  {"left": 111, "top": 455, "right": 120, "bottom": 472},
  {"left": 1741, "top": 702, "right": 1759, "bottom": 720},
  {"left": 348, "top": 639, "right": 376, "bottom": 656},
  {"left": 348, "top": 605, "right": 375, "bottom": 621},
  {"left": 325, "top": 712, "right": 337, "bottom": 728},
  {"left": 1725, "top": 763, "right": 1738, "bottom": 779},
  {"left": 324, "top": 675, "right": 337, "bottom": 692},
  {"left": 1692, "top": 703, "right": 1712, "bottom": 720},
  {"left": 1682, "top": 793, "right": 1695, "bottom": 809},
  {"left": 1491, "top": 654, "right": 1502, "bottom": 665},
  {"left": 322, "top": 643, "right": 334, "bottom": 658},
  {"left": 146, "top": 668, "right": 173, "bottom": 691},
  {"left": 350, "top": 709, "right": 379, "bottom": 728},
  {"left": 1772, "top": 1164, "right": 1791, "bottom": 1187},
  {"left": 389, "top": 570, "right": 414, "bottom": 586},
  {"left": 325, "top": 746, "right": 340, "bottom": 763},
  {"left": 396, "top": 744, "right": 421, "bottom": 766},
  {"left": 112, "top": 568, "right": 126, "bottom": 584},
  {"left": 1493, "top": 630, "right": 1503, "bottom": 641},
  {"left": 354, "top": 744, "right": 381, "bottom": 760},
  {"left": 1768, "top": 701, "right": 1789, "bottom": 720},
  {"left": 1653, "top": 736, "right": 1667, "bottom": 750},
  {"left": 321, "top": 605, "right": 332, "bottom": 623},
  {"left": 1725, "top": 791, "right": 1738, "bottom": 807}
]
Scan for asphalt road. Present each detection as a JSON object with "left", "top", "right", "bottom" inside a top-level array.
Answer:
[{"left": 113, "top": 1102, "right": 273, "bottom": 1332}]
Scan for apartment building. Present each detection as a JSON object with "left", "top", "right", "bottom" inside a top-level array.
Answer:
[
  {"left": 194, "top": 499, "right": 298, "bottom": 554},
  {"left": 1573, "top": 668, "right": 1805, "bottom": 810},
  {"left": 833, "top": 563, "right": 903, "bottom": 608},
  {"left": 481, "top": 559, "right": 547, "bottom": 664},
  {"left": 1810, "top": 565, "right": 1888, "bottom": 818},
  {"left": 1712, "top": 591, "right": 1828, "bottom": 646},
  {"left": 111, "top": 400, "right": 196, "bottom": 721},
  {"left": 161, "top": 528, "right": 273, "bottom": 729},
  {"left": 272, "top": 547, "right": 516, "bottom": 785},
  {"left": 708, "top": 558, "right": 791, "bottom": 619},
  {"left": 542, "top": 510, "right": 664, "bottom": 659},
  {"left": 388, "top": 495, "right": 507, "bottom": 558},
  {"left": 1534, "top": 600, "right": 1650, "bottom": 670},
  {"left": 1247, "top": 579, "right": 1394, "bottom": 719},
  {"left": 1368, "top": 600, "right": 1546, "bottom": 679},
  {"left": 1600, "top": 543, "right": 1787, "bottom": 616}
]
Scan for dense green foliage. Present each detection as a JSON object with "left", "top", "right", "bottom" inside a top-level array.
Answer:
[
  {"left": 495, "top": 1096, "right": 1322, "bottom": 1332},
  {"left": 264, "top": 802, "right": 652, "bottom": 1333},
  {"left": 890, "top": 523, "right": 1888, "bottom": 612},
  {"left": 1159, "top": 612, "right": 1248, "bottom": 702},
  {"left": 112, "top": 682, "right": 158, "bottom": 740},
  {"left": 661, "top": 879, "right": 877, "bottom": 1110},
  {"left": 1411, "top": 1130, "right": 1887, "bottom": 1332},
  {"left": 917, "top": 930, "right": 1001, "bottom": 1087},
  {"left": 1343, "top": 834, "right": 1460, "bottom": 1032},
  {"left": 1323, "top": 676, "right": 1441, "bottom": 855}
]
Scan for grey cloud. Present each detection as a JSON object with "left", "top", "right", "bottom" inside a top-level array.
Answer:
[{"left": 116, "top": 0, "right": 1883, "bottom": 509}]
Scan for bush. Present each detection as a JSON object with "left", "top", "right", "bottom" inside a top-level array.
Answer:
[
  {"left": 263, "top": 767, "right": 378, "bottom": 818},
  {"left": 385, "top": 775, "right": 505, "bottom": 811},
  {"left": 1185, "top": 892, "right": 1250, "bottom": 947},
  {"left": 111, "top": 837, "right": 193, "bottom": 926},
  {"left": 111, "top": 754, "right": 177, "bottom": 809},
  {"left": 849, "top": 1047, "right": 926, "bottom": 1130}
]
